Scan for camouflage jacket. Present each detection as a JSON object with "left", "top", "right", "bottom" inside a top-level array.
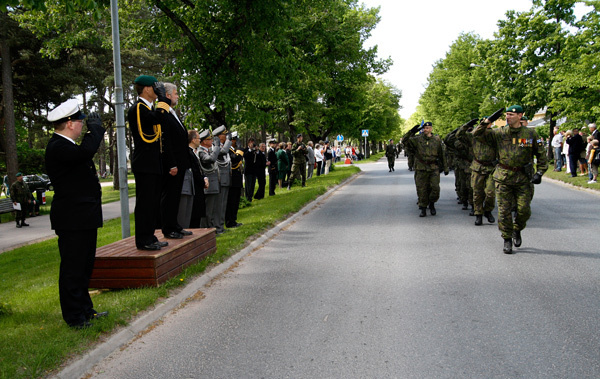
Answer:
[
  {"left": 403, "top": 133, "right": 448, "bottom": 172},
  {"left": 473, "top": 124, "right": 548, "bottom": 184},
  {"left": 457, "top": 123, "right": 497, "bottom": 174},
  {"left": 10, "top": 180, "right": 31, "bottom": 204},
  {"left": 291, "top": 142, "right": 307, "bottom": 163}
]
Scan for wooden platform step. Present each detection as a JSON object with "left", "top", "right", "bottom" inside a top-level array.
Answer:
[{"left": 90, "top": 228, "right": 217, "bottom": 289}]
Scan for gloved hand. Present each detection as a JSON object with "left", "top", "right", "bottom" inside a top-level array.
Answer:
[
  {"left": 226, "top": 132, "right": 232, "bottom": 141},
  {"left": 531, "top": 172, "right": 543, "bottom": 184},
  {"left": 212, "top": 136, "right": 220, "bottom": 147},
  {"left": 87, "top": 112, "right": 102, "bottom": 128},
  {"left": 152, "top": 82, "right": 171, "bottom": 106},
  {"left": 444, "top": 170, "right": 449, "bottom": 176},
  {"left": 410, "top": 124, "right": 421, "bottom": 134}
]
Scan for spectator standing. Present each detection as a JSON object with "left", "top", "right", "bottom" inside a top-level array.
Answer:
[
  {"left": 323, "top": 141, "right": 333, "bottom": 175},
  {"left": 10, "top": 172, "right": 31, "bottom": 228},
  {"left": 178, "top": 130, "right": 207, "bottom": 228},
  {"left": 306, "top": 141, "right": 315, "bottom": 179},
  {"left": 588, "top": 140, "right": 599, "bottom": 184},
  {"left": 551, "top": 127, "right": 563, "bottom": 171},
  {"left": 563, "top": 130, "right": 572, "bottom": 174},
  {"left": 267, "top": 139, "right": 278, "bottom": 196},
  {"left": 566, "top": 128, "right": 585, "bottom": 177},
  {"left": 45, "top": 100, "right": 107, "bottom": 329},
  {"left": 187, "top": 130, "right": 208, "bottom": 228},
  {"left": 213, "top": 126, "right": 232, "bottom": 233},
  {"left": 285, "top": 142, "right": 293, "bottom": 185},
  {"left": 243, "top": 138, "right": 257, "bottom": 202},
  {"left": 254, "top": 142, "right": 267, "bottom": 199},
  {"left": 590, "top": 123, "right": 599, "bottom": 143},
  {"left": 314, "top": 143, "right": 323, "bottom": 176},
  {"left": 198, "top": 130, "right": 222, "bottom": 233},
  {"left": 276, "top": 142, "right": 289, "bottom": 188}
]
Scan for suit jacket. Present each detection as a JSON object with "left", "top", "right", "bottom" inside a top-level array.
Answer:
[
  {"left": 255, "top": 150, "right": 267, "bottom": 178},
  {"left": 162, "top": 111, "right": 190, "bottom": 172},
  {"left": 230, "top": 147, "right": 244, "bottom": 188},
  {"left": 267, "top": 147, "right": 278, "bottom": 174},
  {"left": 45, "top": 124, "right": 105, "bottom": 231},
  {"left": 127, "top": 98, "right": 168, "bottom": 175}
]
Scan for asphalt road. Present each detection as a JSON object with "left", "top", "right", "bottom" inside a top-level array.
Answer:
[{"left": 87, "top": 157, "right": 600, "bottom": 378}]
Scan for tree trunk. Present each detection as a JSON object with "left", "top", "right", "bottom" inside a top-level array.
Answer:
[{"left": 1, "top": 34, "right": 18, "bottom": 184}]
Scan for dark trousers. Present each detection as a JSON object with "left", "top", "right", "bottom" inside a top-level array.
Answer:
[
  {"left": 134, "top": 172, "right": 162, "bottom": 248},
  {"left": 569, "top": 155, "right": 579, "bottom": 176},
  {"left": 268, "top": 169, "right": 278, "bottom": 196},
  {"left": 226, "top": 186, "right": 242, "bottom": 227},
  {"left": 57, "top": 229, "right": 98, "bottom": 326},
  {"left": 255, "top": 173, "right": 266, "bottom": 199},
  {"left": 316, "top": 161, "right": 322, "bottom": 176},
  {"left": 244, "top": 174, "right": 256, "bottom": 201},
  {"left": 161, "top": 170, "right": 185, "bottom": 234}
]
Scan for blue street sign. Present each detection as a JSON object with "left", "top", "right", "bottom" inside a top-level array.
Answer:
[
  {"left": 337, "top": 135, "right": 344, "bottom": 141},
  {"left": 361, "top": 130, "right": 369, "bottom": 137}
]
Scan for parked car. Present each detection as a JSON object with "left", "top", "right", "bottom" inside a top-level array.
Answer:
[{"left": 23, "top": 174, "right": 53, "bottom": 192}]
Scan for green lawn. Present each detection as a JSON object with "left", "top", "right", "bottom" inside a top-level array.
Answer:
[
  {"left": 544, "top": 165, "right": 599, "bottom": 190},
  {"left": 0, "top": 165, "right": 359, "bottom": 379}
]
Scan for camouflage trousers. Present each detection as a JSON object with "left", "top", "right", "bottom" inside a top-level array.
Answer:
[
  {"left": 495, "top": 181, "right": 532, "bottom": 240},
  {"left": 289, "top": 160, "right": 306, "bottom": 185},
  {"left": 387, "top": 155, "right": 395, "bottom": 169},
  {"left": 457, "top": 170, "right": 472, "bottom": 205},
  {"left": 471, "top": 170, "right": 495, "bottom": 215},
  {"left": 414, "top": 170, "right": 440, "bottom": 208},
  {"left": 407, "top": 154, "right": 415, "bottom": 170}
]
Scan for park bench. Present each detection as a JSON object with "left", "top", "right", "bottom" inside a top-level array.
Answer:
[
  {"left": 0, "top": 198, "right": 15, "bottom": 223},
  {"left": 89, "top": 228, "right": 217, "bottom": 289}
]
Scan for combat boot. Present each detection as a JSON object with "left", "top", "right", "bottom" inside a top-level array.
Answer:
[
  {"left": 429, "top": 202, "right": 436, "bottom": 216},
  {"left": 16, "top": 220, "right": 21, "bottom": 228},
  {"left": 469, "top": 205, "right": 475, "bottom": 216},
  {"left": 21, "top": 221, "right": 29, "bottom": 226},
  {"left": 462, "top": 202, "right": 468, "bottom": 210},
  {"left": 513, "top": 230, "right": 522, "bottom": 247},
  {"left": 484, "top": 211, "right": 495, "bottom": 223},
  {"left": 474, "top": 215, "right": 483, "bottom": 225},
  {"left": 419, "top": 207, "right": 427, "bottom": 217},
  {"left": 503, "top": 239, "right": 513, "bottom": 254}
]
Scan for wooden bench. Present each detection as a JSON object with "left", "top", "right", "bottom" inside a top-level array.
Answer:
[
  {"left": 0, "top": 198, "right": 15, "bottom": 223},
  {"left": 90, "top": 228, "right": 217, "bottom": 289}
]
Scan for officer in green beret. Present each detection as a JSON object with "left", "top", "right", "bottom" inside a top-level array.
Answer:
[
  {"left": 473, "top": 105, "right": 548, "bottom": 254},
  {"left": 402, "top": 122, "right": 448, "bottom": 217},
  {"left": 10, "top": 172, "right": 32, "bottom": 228}
]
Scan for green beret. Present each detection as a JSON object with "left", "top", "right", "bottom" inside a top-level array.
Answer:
[
  {"left": 520, "top": 115, "right": 529, "bottom": 121},
  {"left": 423, "top": 121, "right": 433, "bottom": 127},
  {"left": 16, "top": 172, "right": 23, "bottom": 177},
  {"left": 506, "top": 105, "right": 523, "bottom": 113},
  {"left": 133, "top": 75, "right": 158, "bottom": 86}
]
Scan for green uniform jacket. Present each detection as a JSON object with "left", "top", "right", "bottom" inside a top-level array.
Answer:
[
  {"left": 457, "top": 123, "right": 497, "bottom": 174},
  {"left": 473, "top": 124, "right": 548, "bottom": 184},
  {"left": 10, "top": 180, "right": 31, "bottom": 204},
  {"left": 385, "top": 144, "right": 397, "bottom": 158},
  {"left": 403, "top": 133, "right": 448, "bottom": 172},
  {"left": 291, "top": 142, "right": 307, "bottom": 163}
]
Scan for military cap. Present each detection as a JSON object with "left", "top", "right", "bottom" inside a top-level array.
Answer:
[
  {"left": 231, "top": 131, "right": 238, "bottom": 140},
  {"left": 133, "top": 75, "right": 158, "bottom": 86},
  {"left": 212, "top": 125, "right": 228, "bottom": 136},
  {"left": 521, "top": 115, "right": 529, "bottom": 121},
  {"left": 16, "top": 172, "right": 23, "bottom": 177},
  {"left": 269, "top": 139, "right": 277, "bottom": 144},
  {"left": 506, "top": 105, "right": 524, "bottom": 113},
  {"left": 423, "top": 121, "right": 433, "bottom": 126},
  {"left": 198, "top": 129, "right": 212, "bottom": 140},
  {"left": 47, "top": 99, "right": 86, "bottom": 124},
  {"left": 297, "top": 133, "right": 303, "bottom": 139}
]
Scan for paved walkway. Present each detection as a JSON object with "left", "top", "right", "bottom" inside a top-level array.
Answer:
[{"left": 0, "top": 197, "right": 136, "bottom": 254}]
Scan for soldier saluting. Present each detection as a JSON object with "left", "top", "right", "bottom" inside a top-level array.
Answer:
[{"left": 473, "top": 105, "right": 548, "bottom": 254}]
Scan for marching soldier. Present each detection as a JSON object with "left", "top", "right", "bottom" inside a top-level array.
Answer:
[
  {"left": 385, "top": 139, "right": 397, "bottom": 172},
  {"left": 402, "top": 122, "right": 448, "bottom": 217},
  {"left": 473, "top": 105, "right": 548, "bottom": 254},
  {"left": 288, "top": 134, "right": 307, "bottom": 189}
]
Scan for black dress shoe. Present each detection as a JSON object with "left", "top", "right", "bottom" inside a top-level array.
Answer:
[
  {"left": 139, "top": 243, "right": 161, "bottom": 251},
  {"left": 21, "top": 222, "right": 30, "bottom": 227},
  {"left": 484, "top": 211, "right": 495, "bottom": 223},
  {"left": 474, "top": 215, "right": 483, "bottom": 225},
  {"left": 179, "top": 230, "right": 193, "bottom": 236},
  {"left": 227, "top": 222, "right": 243, "bottom": 228},
  {"left": 513, "top": 230, "right": 522, "bottom": 247},
  {"left": 71, "top": 321, "right": 93, "bottom": 330},
  {"left": 164, "top": 232, "right": 184, "bottom": 239},
  {"left": 89, "top": 311, "right": 109, "bottom": 320},
  {"left": 503, "top": 239, "right": 513, "bottom": 254},
  {"left": 155, "top": 241, "right": 169, "bottom": 247}
]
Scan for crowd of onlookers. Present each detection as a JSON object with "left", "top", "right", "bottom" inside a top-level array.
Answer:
[{"left": 550, "top": 123, "right": 599, "bottom": 184}]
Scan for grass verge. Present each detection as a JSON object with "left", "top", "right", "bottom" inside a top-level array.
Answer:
[
  {"left": 544, "top": 167, "right": 599, "bottom": 191},
  {"left": 0, "top": 165, "right": 359, "bottom": 379}
]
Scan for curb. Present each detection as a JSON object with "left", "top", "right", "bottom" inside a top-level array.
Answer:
[{"left": 55, "top": 171, "right": 362, "bottom": 379}]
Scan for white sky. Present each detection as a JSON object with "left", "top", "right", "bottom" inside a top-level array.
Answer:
[{"left": 359, "top": 0, "right": 591, "bottom": 119}]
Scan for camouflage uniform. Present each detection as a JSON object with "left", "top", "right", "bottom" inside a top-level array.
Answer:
[
  {"left": 288, "top": 141, "right": 307, "bottom": 187},
  {"left": 458, "top": 123, "right": 497, "bottom": 218},
  {"left": 10, "top": 179, "right": 31, "bottom": 226},
  {"left": 473, "top": 123, "right": 548, "bottom": 240},
  {"left": 385, "top": 143, "right": 397, "bottom": 171},
  {"left": 454, "top": 133, "right": 474, "bottom": 211},
  {"left": 402, "top": 131, "right": 448, "bottom": 210},
  {"left": 443, "top": 130, "right": 460, "bottom": 200}
]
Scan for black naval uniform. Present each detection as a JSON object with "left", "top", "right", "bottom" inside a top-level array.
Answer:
[{"left": 225, "top": 147, "right": 244, "bottom": 227}]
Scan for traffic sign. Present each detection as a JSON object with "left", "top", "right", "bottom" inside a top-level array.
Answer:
[
  {"left": 361, "top": 130, "right": 369, "bottom": 137},
  {"left": 337, "top": 135, "right": 344, "bottom": 141}
]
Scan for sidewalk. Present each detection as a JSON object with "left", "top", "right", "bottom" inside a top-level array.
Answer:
[{"left": 0, "top": 197, "right": 136, "bottom": 254}]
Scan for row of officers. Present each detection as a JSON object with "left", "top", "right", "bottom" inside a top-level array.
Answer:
[
  {"left": 128, "top": 75, "right": 313, "bottom": 250},
  {"left": 396, "top": 105, "right": 548, "bottom": 255}
]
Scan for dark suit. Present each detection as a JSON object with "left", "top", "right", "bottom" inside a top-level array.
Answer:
[
  {"left": 188, "top": 147, "right": 207, "bottom": 228},
  {"left": 226, "top": 147, "right": 243, "bottom": 227},
  {"left": 45, "top": 123, "right": 105, "bottom": 327},
  {"left": 254, "top": 150, "right": 266, "bottom": 199},
  {"left": 160, "top": 111, "right": 189, "bottom": 235},
  {"left": 243, "top": 147, "right": 257, "bottom": 201},
  {"left": 267, "top": 146, "right": 278, "bottom": 196},
  {"left": 127, "top": 98, "right": 168, "bottom": 248}
]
